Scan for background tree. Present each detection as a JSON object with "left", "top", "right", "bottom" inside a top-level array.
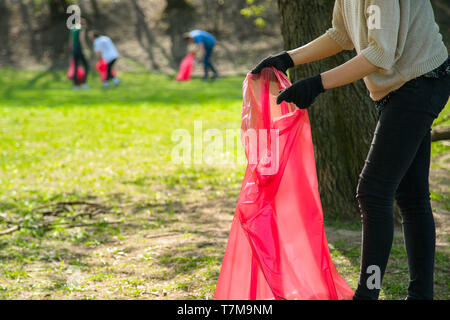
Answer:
[
  {"left": 163, "top": 0, "right": 196, "bottom": 67},
  {"left": 431, "top": 0, "right": 449, "bottom": 48},
  {"left": 45, "top": 0, "right": 71, "bottom": 66},
  {"left": 47, "top": 0, "right": 69, "bottom": 22},
  {"left": 278, "top": 0, "right": 378, "bottom": 220},
  {"left": 90, "top": 0, "right": 101, "bottom": 17},
  {"left": 0, "top": 0, "right": 13, "bottom": 65}
]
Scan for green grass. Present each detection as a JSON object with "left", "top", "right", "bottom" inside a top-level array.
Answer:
[
  {"left": 331, "top": 237, "right": 450, "bottom": 300},
  {"left": 0, "top": 68, "right": 246, "bottom": 300},
  {"left": 0, "top": 68, "right": 245, "bottom": 220},
  {"left": 431, "top": 99, "right": 450, "bottom": 157},
  {"left": 0, "top": 69, "right": 448, "bottom": 300},
  {"left": 431, "top": 191, "right": 450, "bottom": 211}
]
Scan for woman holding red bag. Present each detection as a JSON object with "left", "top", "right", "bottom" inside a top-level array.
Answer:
[{"left": 252, "top": 0, "right": 449, "bottom": 300}]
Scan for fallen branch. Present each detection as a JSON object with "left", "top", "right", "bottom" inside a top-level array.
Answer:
[
  {"left": 431, "top": 126, "right": 450, "bottom": 142},
  {"left": 0, "top": 225, "right": 20, "bottom": 235},
  {"left": 34, "top": 201, "right": 110, "bottom": 220},
  {"left": 0, "top": 201, "right": 121, "bottom": 236},
  {"left": 144, "top": 232, "right": 180, "bottom": 239},
  {"left": 66, "top": 210, "right": 104, "bottom": 220},
  {"left": 48, "top": 220, "right": 124, "bottom": 229},
  {"left": 0, "top": 219, "right": 124, "bottom": 235},
  {"left": 35, "top": 201, "right": 107, "bottom": 211}
]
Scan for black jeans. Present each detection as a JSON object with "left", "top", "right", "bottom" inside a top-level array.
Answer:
[
  {"left": 353, "top": 72, "right": 450, "bottom": 300},
  {"left": 106, "top": 58, "right": 117, "bottom": 81},
  {"left": 73, "top": 46, "right": 89, "bottom": 85},
  {"left": 203, "top": 45, "right": 217, "bottom": 79}
]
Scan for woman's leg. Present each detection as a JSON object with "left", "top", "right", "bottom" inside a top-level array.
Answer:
[
  {"left": 73, "top": 49, "right": 81, "bottom": 85},
  {"left": 203, "top": 48, "right": 211, "bottom": 79},
  {"left": 73, "top": 48, "right": 89, "bottom": 85},
  {"left": 79, "top": 51, "right": 89, "bottom": 81},
  {"left": 203, "top": 46, "right": 217, "bottom": 79},
  {"left": 354, "top": 74, "right": 448, "bottom": 300},
  {"left": 395, "top": 130, "right": 435, "bottom": 300},
  {"left": 107, "top": 59, "right": 116, "bottom": 81},
  {"left": 354, "top": 106, "right": 435, "bottom": 300},
  {"left": 208, "top": 47, "right": 218, "bottom": 77}
]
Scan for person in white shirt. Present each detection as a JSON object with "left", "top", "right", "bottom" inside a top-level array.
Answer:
[{"left": 90, "top": 31, "right": 120, "bottom": 88}]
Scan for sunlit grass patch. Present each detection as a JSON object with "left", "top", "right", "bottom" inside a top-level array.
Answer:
[{"left": 0, "top": 70, "right": 448, "bottom": 300}]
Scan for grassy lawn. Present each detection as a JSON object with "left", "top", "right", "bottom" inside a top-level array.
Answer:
[{"left": 0, "top": 69, "right": 448, "bottom": 300}]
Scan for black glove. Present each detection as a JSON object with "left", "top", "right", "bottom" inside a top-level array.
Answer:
[
  {"left": 276, "top": 74, "right": 325, "bottom": 109},
  {"left": 251, "top": 51, "right": 294, "bottom": 75}
]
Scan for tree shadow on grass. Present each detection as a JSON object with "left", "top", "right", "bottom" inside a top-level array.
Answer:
[
  {"left": 0, "top": 185, "right": 236, "bottom": 271},
  {"left": 24, "top": 69, "right": 64, "bottom": 89},
  {"left": 0, "top": 167, "right": 239, "bottom": 298},
  {"left": 0, "top": 72, "right": 243, "bottom": 108}
]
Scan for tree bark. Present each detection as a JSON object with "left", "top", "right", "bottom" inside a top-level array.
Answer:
[
  {"left": 48, "top": 0, "right": 69, "bottom": 22},
  {"left": 430, "top": 0, "right": 449, "bottom": 49},
  {"left": 91, "top": 0, "right": 101, "bottom": 17},
  {"left": 277, "top": 0, "right": 378, "bottom": 220},
  {"left": 163, "top": 0, "right": 196, "bottom": 66},
  {"left": 0, "top": 0, "right": 13, "bottom": 65}
]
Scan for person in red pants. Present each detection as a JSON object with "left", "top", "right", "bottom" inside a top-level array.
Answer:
[{"left": 70, "top": 18, "right": 89, "bottom": 90}]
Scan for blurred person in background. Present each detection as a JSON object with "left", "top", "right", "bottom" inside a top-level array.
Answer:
[
  {"left": 90, "top": 31, "right": 120, "bottom": 89},
  {"left": 70, "top": 18, "right": 90, "bottom": 90},
  {"left": 184, "top": 30, "right": 219, "bottom": 81}
]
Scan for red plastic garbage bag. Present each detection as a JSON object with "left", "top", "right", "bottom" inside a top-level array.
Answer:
[
  {"left": 67, "top": 59, "right": 86, "bottom": 85},
  {"left": 214, "top": 68, "right": 354, "bottom": 300},
  {"left": 96, "top": 58, "right": 116, "bottom": 82},
  {"left": 175, "top": 53, "right": 195, "bottom": 81}
]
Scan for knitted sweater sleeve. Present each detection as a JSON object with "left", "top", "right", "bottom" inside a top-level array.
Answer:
[
  {"left": 360, "top": 0, "right": 401, "bottom": 70},
  {"left": 326, "top": 0, "right": 354, "bottom": 51}
]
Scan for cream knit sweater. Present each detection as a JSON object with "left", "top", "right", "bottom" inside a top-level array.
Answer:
[{"left": 326, "top": 0, "right": 448, "bottom": 101}]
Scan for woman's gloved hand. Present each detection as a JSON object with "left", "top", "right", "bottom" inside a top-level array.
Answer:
[
  {"left": 251, "top": 51, "right": 294, "bottom": 75},
  {"left": 276, "top": 74, "right": 325, "bottom": 109}
]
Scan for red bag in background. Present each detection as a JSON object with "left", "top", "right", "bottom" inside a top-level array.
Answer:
[
  {"left": 96, "top": 58, "right": 116, "bottom": 82},
  {"left": 175, "top": 53, "right": 195, "bottom": 81},
  {"left": 67, "top": 59, "right": 86, "bottom": 85},
  {"left": 214, "top": 68, "right": 354, "bottom": 300}
]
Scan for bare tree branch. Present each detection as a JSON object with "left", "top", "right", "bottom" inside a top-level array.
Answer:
[
  {"left": 0, "top": 225, "right": 20, "bottom": 235},
  {"left": 431, "top": 126, "right": 450, "bottom": 141}
]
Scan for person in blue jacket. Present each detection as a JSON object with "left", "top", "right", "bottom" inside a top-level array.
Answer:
[{"left": 184, "top": 30, "right": 218, "bottom": 80}]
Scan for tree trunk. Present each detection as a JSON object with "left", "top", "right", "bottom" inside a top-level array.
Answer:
[
  {"left": 163, "top": 0, "right": 196, "bottom": 66},
  {"left": 91, "top": 0, "right": 101, "bottom": 17},
  {"left": 0, "top": 0, "right": 13, "bottom": 65},
  {"left": 213, "top": 0, "right": 225, "bottom": 34},
  {"left": 431, "top": 0, "right": 449, "bottom": 49},
  {"left": 277, "top": 0, "right": 378, "bottom": 220},
  {"left": 48, "top": 0, "right": 69, "bottom": 22}
]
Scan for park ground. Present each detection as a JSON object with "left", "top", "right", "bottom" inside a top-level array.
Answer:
[{"left": 0, "top": 69, "right": 449, "bottom": 300}]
